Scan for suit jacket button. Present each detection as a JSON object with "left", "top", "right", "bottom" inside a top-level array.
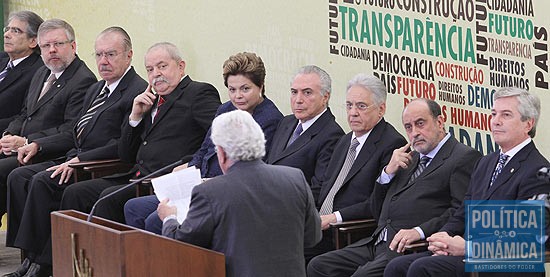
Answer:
[
  {"left": 27, "top": 116, "right": 31, "bottom": 121},
  {"left": 142, "top": 141, "right": 147, "bottom": 146},
  {"left": 386, "top": 219, "right": 392, "bottom": 224},
  {"left": 391, "top": 196, "right": 397, "bottom": 201},
  {"left": 139, "top": 160, "right": 143, "bottom": 165}
]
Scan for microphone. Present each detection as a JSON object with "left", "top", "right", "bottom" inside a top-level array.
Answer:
[
  {"left": 86, "top": 159, "right": 185, "bottom": 222},
  {"left": 537, "top": 167, "right": 550, "bottom": 183}
]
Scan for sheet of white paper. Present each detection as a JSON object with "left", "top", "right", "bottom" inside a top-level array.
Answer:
[{"left": 151, "top": 166, "right": 201, "bottom": 223}]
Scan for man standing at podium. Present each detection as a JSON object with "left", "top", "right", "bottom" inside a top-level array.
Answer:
[{"left": 158, "top": 110, "right": 321, "bottom": 277}]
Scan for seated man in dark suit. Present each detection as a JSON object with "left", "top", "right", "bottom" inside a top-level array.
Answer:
[
  {"left": 0, "top": 18, "right": 96, "bottom": 223},
  {"left": 59, "top": 42, "right": 221, "bottom": 224},
  {"left": 123, "top": 52, "right": 283, "bottom": 235},
  {"left": 267, "top": 65, "right": 344, "bottom": 200},
  {"left": 2, "top": 26, "right": 148, "bottom": 277},
  {"left": 0, "top": 10, "right": 44, "bottom": 131},
  {"left": 307, "top": 98, "right": 482, "bottom": 277},
  {"left": 305, "top": 74, "right": 406, "bottom": 261},
  {"left": 385, "top": 87, "right": 550, "bottom": 277},
  {"left": 158, "top": 110, "right": 321, "bottom": 277}
]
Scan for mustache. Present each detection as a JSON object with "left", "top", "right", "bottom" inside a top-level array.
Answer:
[
  {"left": 153, "top": 77, "right": 169, "bottom": 84},
  {"left": 98, "top": 65, "right": 111, "bottom": 71}
]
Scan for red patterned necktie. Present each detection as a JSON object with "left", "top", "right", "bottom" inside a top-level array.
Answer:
[{"left": 153, "top": 96, "right": 165, "bottom": 123}]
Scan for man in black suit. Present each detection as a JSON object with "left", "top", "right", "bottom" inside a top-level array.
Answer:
[
  {"left": 267, "top": 65, "right": 344, "bottom": 200},
  {"left": 305, "top": 74, "right": 406, "bottom": 262},
  {"left": 159, "top": 110, "right": 321, "bottom": 277},
  {"left": 0, "top": 11, "right": 44, "bottom": 131},
  {"left": 0, "top": 19, "right": 96, "bottom": 222},
  {"left": 307, "top": 99, "right": 481, "bottom": 277},
  {"left": 385, "top": 87, "right": 550, "bottom": 277},
  {"left": 2, "top": 27, "right": 147, "bottom": 277},
  {"left": 59, "top": 42, "right": 220, "bottom": 224}
]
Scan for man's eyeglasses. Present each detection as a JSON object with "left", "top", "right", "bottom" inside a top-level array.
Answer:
[
  {"left": 3, "top": 26, "right": 25, "bottom": 35},
  {"left": 345, "top": 102, "right": 376, "bottom": 111},
  {"left": 94, "top": 51, "right": 122, "bottom": 61},
  {"left": 39, "top": 40, "right": 73, "bottom": 50}
]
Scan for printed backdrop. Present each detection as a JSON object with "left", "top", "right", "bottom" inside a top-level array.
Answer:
[{"left": 5, "top": 0, "right": 550, "bottom": 156}]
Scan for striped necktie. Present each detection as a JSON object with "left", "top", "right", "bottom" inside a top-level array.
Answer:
[
  {"left": 76, "top": 86, "right": 110, "bottom": 139},
  {"left": 0, "top": 61, "right": 14, "bottom": 83},
  {"left": 319, "top": 138, "right": 360, "bottom": 215},
  {"left": 408, "top": 156, "right": 431, "bottom": 185}
]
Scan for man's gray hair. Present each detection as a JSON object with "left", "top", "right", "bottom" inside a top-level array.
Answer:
[
  {"left": 346, "top": 73, "right": 387, "bottom": 105},
  {"left": 493, "top": 87, "right": 540, "bottom": 138},
  {"left": 8, "top": 10, "right": 43, "bottom": 39},
  {"left": 38, "top": 19, "right": 75, "bottom": 43},
  {"left": 211, "top": 110, "right": 266, "bottom": 161},
  {"left": 291, "top": 65, "right": 331, "bottom": 96},
  {"left": 99, "top": 26, "right": 132, "bottom": 52},
  {"left": 147, "top": 42, "right": 183, "bottom": 62}
]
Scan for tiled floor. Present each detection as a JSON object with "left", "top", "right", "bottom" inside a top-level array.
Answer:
[{"left": 0, "top": 231, "right": 20, "bottom": 274}]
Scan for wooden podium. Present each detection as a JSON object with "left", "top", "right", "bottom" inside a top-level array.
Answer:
[{"left": 51, "top": 210, "right": 225, "bottom": 277}]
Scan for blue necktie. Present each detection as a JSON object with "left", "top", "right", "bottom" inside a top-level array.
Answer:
[
  {"left": 0, "top": 61, "right": 14, "bottom": 83},
  {"left": 490, "top": 153, "right": 509, "bottom": 186},
  {"left": 286, "top": 123, "right": 303, "bottom": 147}
]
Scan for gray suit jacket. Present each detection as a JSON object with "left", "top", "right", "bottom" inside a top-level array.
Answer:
[{"left": 163, "top": 160, "right": 321, "bottom": 277}]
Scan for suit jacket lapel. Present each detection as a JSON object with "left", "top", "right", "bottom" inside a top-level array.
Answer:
[
  {"left": 394, "top": 137, "right": 456, "bottom": 194},
  {"left": 0, "top": 53, "right": 39, "bottom": 90},
  {"left": 318, "top": 133, "right": 351, "bottom": 201},
  {"left": 343, "top": 120, "right": 387, "bottom": 184},
  {"left": 146, "top": 76, "right": 190, "bottom": 136},
  {"left": 277, "top": 109, "right": 333, "bottom": 160},
  {"left": 272, "top": 118, "right": 297, "bottom": 160},
  {"left": 0, "top": 56, "right": 14, "bottom": 90},
  {"left": 77, "top": 81, "right": 113, "bottom": 144},
  {"left": 415, "top": 137, "right": 456, "bottom": 180},
  {"left": 33, "top": 76, "right": 63, "bottom": 111},
  {"left": 26, "top": 69, "right": 49, "bottom": 113},
  {"left": 485, "top": 142, "right": 533, "bottom": 198}
]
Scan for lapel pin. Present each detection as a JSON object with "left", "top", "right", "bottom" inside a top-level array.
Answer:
[
  {"left": 510, "top": 168, "right": 515, "bottom": 173},
  {"left": 56, "top": 84, "right": 61, "bottom": 87}
]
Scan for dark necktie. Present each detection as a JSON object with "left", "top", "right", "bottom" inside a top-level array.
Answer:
[
  {"left": 0, "top": 61, "right": 14, "bottom": 83},
  {"left": 319, "top": 138, "right": 360, "bottom": 215},
  {"left": 76, "top": 86, "right": 110, "bottom": 139},
  {"left": 408, "top": 156, "right": 431, "bottom": 185},
  {"left": 38, "top": 74, "right": 57, "bottom": 101},
  {"left": 286, "top": 123, "right": 303, "bottom": 148},
  {"left": 490, "top": 153, "right": 509, "bottom": 187},
  {"left": 153, "top": 96, "right": 166, "bottom": 123}
]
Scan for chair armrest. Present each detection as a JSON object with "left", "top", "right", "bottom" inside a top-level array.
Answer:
[
  {"left": 68, "top": 159, "right": 132, "bottom": 182},
  {"left": 329, "top": 219, "right": 377, "bottom": 229},
  {"left": 68, "top": 158, "right": 123, "bottom": 169},
  {"left": 132, "top": 177, "right": 154, "bottom": 197},
  {"left": 404, "top": 240, "right": 429, "bottom": 254},
  {"left": 330, "top": 218, "right": 377, "bottom": 249}
]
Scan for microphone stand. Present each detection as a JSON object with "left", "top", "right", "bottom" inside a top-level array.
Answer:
[{"left": 86, "top": 159, "right": 184, "bottom": 222}]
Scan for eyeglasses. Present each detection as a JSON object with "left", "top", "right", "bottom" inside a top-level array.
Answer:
[
  {"left": 39, "top": 40, "right": 73, "bottom": 50},
  {"left": 345, "top": 102, "right": 376, "bottom": 111},
  {"left": 3, "top": 26, "right": 25, "bottom": 35},
  {"left": 94, "top": 51, "right": 122, "bottom": 61}
]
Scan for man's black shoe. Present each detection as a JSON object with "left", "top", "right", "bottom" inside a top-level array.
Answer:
[{"left": 2, "top": 258, "right": 32, "bottom": 277}]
